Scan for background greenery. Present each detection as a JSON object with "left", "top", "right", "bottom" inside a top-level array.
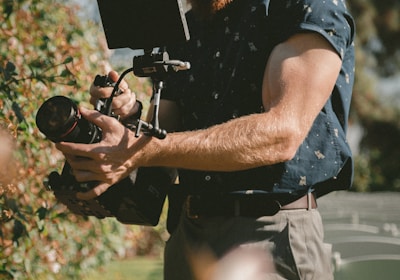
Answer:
[{"left": 0, "top": 0, "right": 399, "bottom": 278}]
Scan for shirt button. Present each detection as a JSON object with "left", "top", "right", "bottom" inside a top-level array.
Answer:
[{"left": 205, "top": 175, "right": 212, "bottom": 181}]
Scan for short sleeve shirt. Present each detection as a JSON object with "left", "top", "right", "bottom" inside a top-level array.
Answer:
[{"left": 162, "top": 0, "right": 356, "bottom": 198}]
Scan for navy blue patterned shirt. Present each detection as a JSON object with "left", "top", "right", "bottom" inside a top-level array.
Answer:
[{"left": 162, "top": 0, "right": 355, "bottom": 198}]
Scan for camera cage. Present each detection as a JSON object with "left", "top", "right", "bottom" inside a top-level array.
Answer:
[
  {"left": 96, "top": 0, "right": 191, "bottom": 138},
  {"left": 104, "top": 49, "right": 191, "bottom": 139}
]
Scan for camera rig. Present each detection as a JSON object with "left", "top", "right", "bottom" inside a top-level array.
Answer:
[
  {"left": 36, "top": 0, "right": 191, "bottom": 226},
  {"left": 37, "top": 49, "right": 190, "bottom": 226},
  {"left": 102, "top": 48, "right": 190, "bottom": 140}
]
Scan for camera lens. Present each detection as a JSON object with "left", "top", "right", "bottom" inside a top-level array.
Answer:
[{"left": 36, "top": 96, "right": 101, "bottom": 143}]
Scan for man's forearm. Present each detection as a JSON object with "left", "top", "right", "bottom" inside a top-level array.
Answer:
[{"left": 138, "top": 111, "right": 303, "bottom": 172}]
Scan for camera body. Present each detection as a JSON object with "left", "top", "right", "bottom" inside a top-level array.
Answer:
[
  {"left": 36, "top": 95, "right": 175, "bottom": 226},
  {"left": 46, "top": 163, "right": 174, "bottom": 226}
]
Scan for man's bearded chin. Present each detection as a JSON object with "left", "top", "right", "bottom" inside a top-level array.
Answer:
[{"left": 189, "top": 0, "right": 234, "bottom": 18}]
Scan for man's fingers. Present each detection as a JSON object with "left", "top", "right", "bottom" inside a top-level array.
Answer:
[
  {"left": 108, "top": 70, "right": 119, "bottom": 83},
  {"left": 90, "top": 83, "right": 112, "bottom": 99},
  {"left": 56, "top": 142, "right": 98, "bottom": 159},
  {"left": 65, "top": 155, "right": 109, "bottom": 174},
  {"left": 76, "top": 182, "right": 111, "bottom": 200},
  {"left": 90, "top": 70, "right": 128, "bottom": 100},
  {"left": 108, "top": 70, "right": 129, "bottom": 91},
  {"left": 78, "top": 106, "right": 120, "bottom": 130},
  {"left": 111, "top": 91, "right": 138, "bottom": 117}
]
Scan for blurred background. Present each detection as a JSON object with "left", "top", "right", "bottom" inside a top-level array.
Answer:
[{"left": 1, "top": 0, "right": 399, "bottom": 279}]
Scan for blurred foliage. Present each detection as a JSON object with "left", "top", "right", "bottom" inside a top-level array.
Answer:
[
  {"left": 0, "top": 0, "right": 160, "bottom": 279},
  {"left": 1, "top": 0, "right": 400, "bottom": 278},
  {"left": 350, "top": 0, "right": 400, "bottom": 76},
  {"left": 83, "top": 257, "right": 163, "bottom": 280},
  {"left": 348, "top": 0, "right": 400, "bottom": 192}
]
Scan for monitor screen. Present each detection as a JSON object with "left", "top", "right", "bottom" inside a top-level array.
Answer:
[{"left": 96, "top": 0, "right": 190, "bottom": 50}]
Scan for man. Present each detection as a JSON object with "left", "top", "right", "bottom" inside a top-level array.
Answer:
[{"left": 56, "top": 0, "right": 355, "bottom": 278}]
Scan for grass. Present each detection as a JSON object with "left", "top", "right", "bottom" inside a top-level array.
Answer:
[{"left": 84, "top": 257, "right": 163, "bottom": 280}]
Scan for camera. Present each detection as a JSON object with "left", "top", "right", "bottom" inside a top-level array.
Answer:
[
  {"left": 36, "top": 91, "right": 176, "bottom": 226},
  {"left": 35, "top": 0, "right": 190, "bottom": 226}
]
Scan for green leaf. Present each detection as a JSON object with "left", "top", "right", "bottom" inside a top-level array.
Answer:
[
  {"left": 12, "top": 220, "right": 25, "bottom": 243},
  {"left": 5, "top": 61, "right": 16, "bottom": 73},
  {"left": 67, "top": 80, "right": 77, "bottom": 86},
  {"left": 36, "top": 207, "right": 47, "bottom": 220},
  {"left": 0, "top": 270, "right": 14, "bottom": 280},
  {"left": 4, "top": 61, "right": 17, "bottom": 81},
  {"left": 60, "top": 68, "right": 71, "bottom": 77},
  {"left": 63, "top": 56, "right": 73, "bottom": 64},
  {"left": 3, "top": 0, "right": 14, "bottom": 19},
  {"left": 12, "top": 102, "right": 26, "bottom": 123}
]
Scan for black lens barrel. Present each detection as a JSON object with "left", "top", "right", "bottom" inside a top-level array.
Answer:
[{"left": 36, "top": 96, "right": 101, "bottom": 143}]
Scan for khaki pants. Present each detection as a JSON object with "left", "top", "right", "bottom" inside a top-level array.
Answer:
[{"left": 164, "top": 209, "right": 333, "bottom": 280}]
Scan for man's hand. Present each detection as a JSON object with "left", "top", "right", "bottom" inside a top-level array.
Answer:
[
  {"left": 55, "top": 107, "right": 150, "bottom": 200},
  {"left": 90, "top": 70, "right": 141, "bottom": 120}
]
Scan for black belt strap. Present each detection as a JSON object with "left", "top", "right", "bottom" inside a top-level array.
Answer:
[{"left": 184, "top": 193, "right": 317, "bottom": 219}]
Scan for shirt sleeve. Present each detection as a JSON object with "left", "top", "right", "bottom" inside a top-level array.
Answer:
[{"left": 267, "top": 0, "right": 355, "bottom": 59}]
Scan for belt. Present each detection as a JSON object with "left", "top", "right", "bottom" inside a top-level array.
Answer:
[{"left": 185, "top": 192, "right": 317, "bottom": 219}]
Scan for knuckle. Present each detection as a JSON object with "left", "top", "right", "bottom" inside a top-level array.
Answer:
[{"left": 93, "top": 188, "right": 103, "bottom": 197}]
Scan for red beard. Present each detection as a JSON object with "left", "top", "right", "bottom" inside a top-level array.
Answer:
[{"left": 188, "top": 0, "right": 234, "bottom": 18}]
